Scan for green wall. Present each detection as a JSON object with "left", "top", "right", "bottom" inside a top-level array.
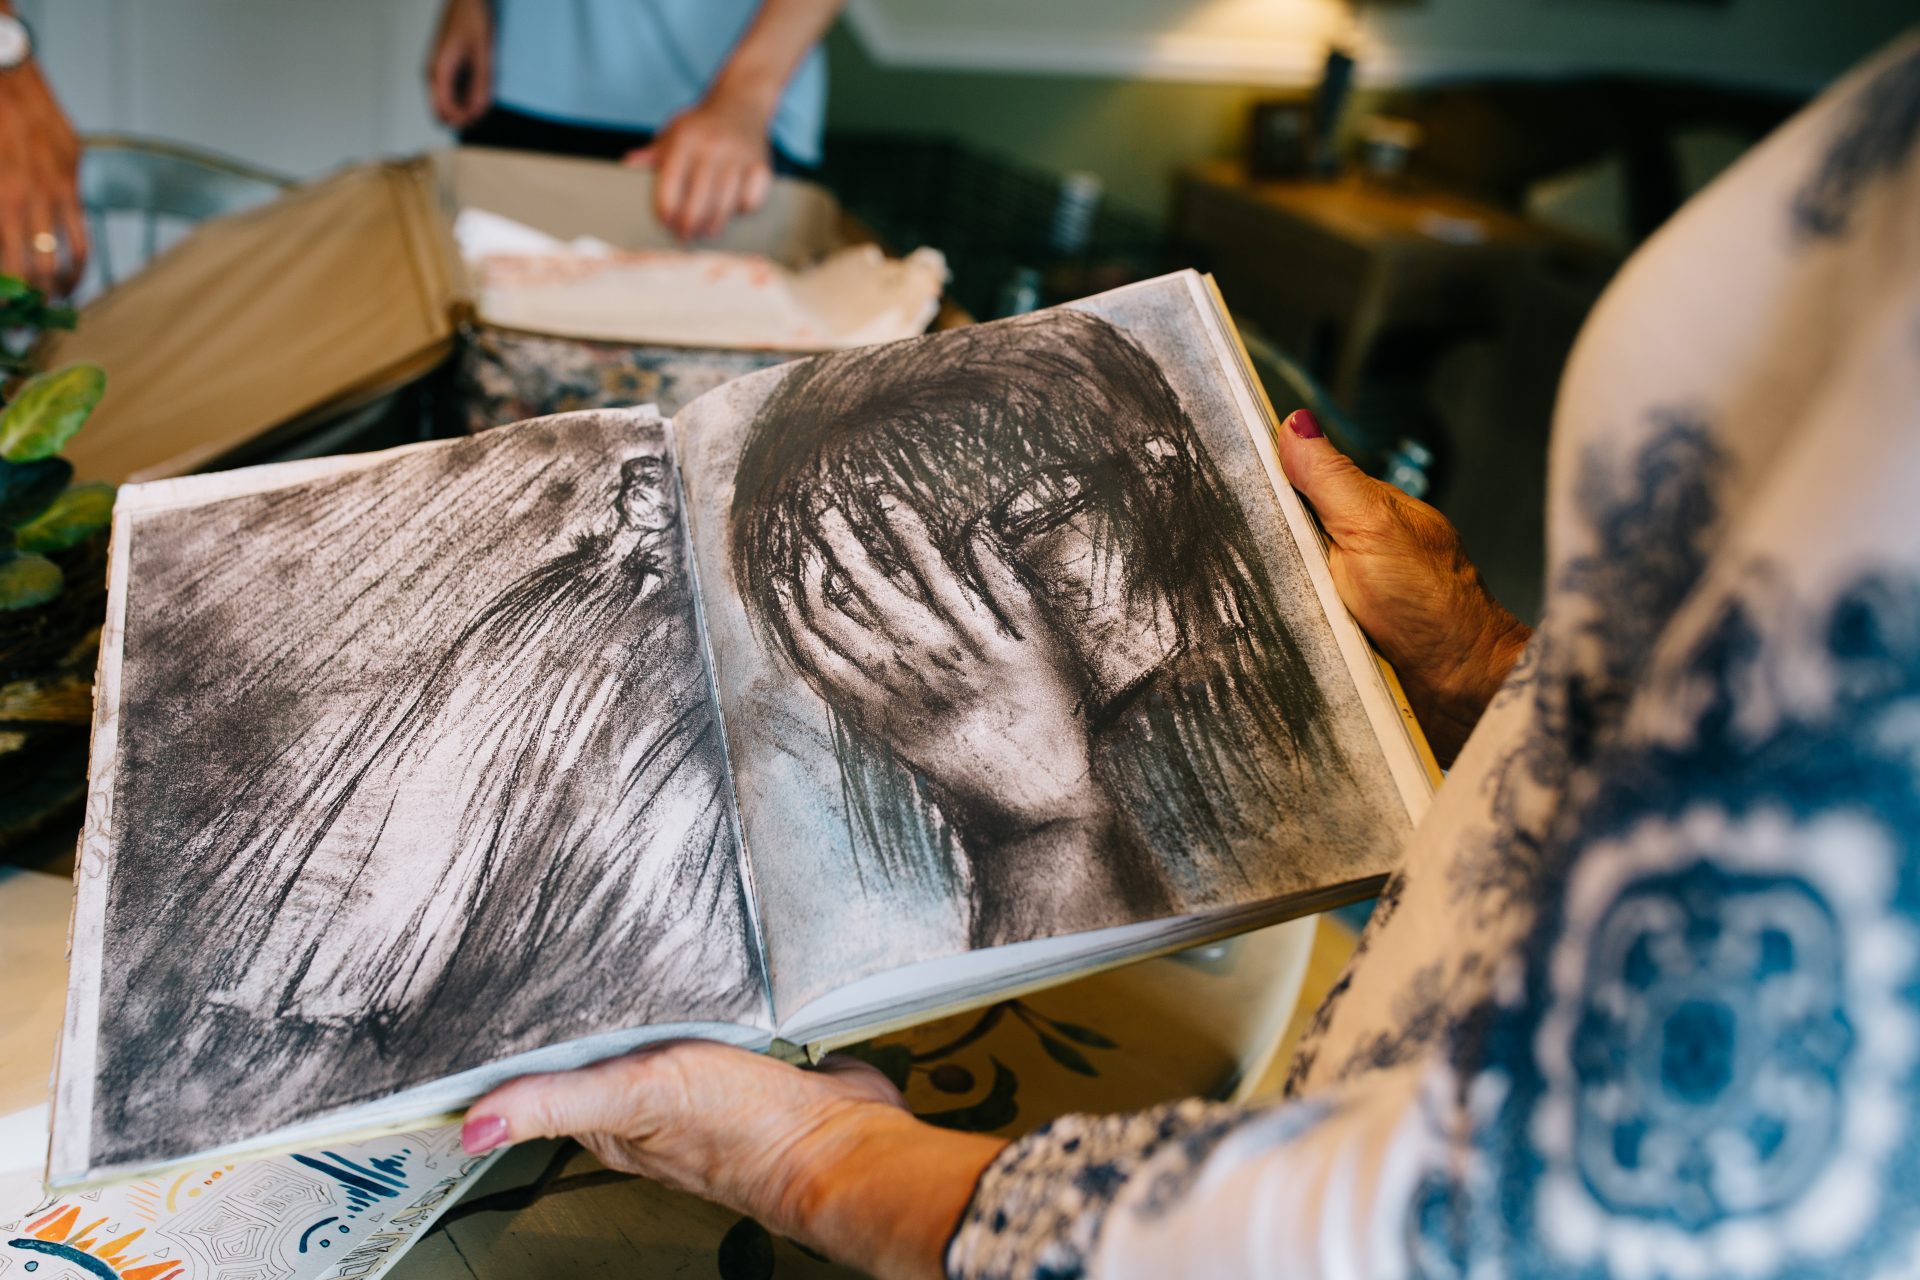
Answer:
[
  {"left": 823, "top": 4, "right": 1915, "bottom": 226},
  {"left": 823, "top": 25, "right": 1289, "bottom": 223}
]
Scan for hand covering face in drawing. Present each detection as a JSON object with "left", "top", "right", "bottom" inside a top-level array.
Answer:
[
  {"left": 731, "top": 310, "right": 1349, "bottom": 948},
  {"left": 194, "top": 450, "right": 753, "bottom": 1040}
]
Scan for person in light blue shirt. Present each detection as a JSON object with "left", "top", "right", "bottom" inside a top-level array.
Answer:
[{"left": 427, "top": 0, "right": 840, "bottom": 241}]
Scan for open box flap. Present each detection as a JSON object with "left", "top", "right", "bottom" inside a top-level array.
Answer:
[
  {"left": 428, "top": 146, "right": 847, "bottom": 266},
  {"left": 51, "top": 158, "right": 460, "bottom": 484}
]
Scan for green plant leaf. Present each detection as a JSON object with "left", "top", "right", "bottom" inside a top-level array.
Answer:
[
  {"left": 15, "top": 481, "right": 113, "bottom": 554},
  {"left": 0, "top": 275, "right": 75, "bottom": 337},
  {"left": 0, "top": 362, "right": 106, "bottom": 462},
  {"left": 1040, "top": 1019, "right": 1118, "bottom": 1049},
  {"left": 0, "top": 549, "right": 62, "bottom": 610},
  {"left": 0, "top": 456, "right": 72, "bottom": 527}
]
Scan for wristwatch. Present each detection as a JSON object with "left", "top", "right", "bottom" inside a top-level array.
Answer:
[{"left": 0, "top": 14, "right": 34, "bottom": 72}]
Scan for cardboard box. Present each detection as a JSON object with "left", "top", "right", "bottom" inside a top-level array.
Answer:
[{"left": 47, "top": 148, "right": 852, "bottom": 483}]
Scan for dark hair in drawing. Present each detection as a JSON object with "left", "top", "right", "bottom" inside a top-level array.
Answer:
[{"left": 730, "top": 309, "right": 1342, "bottom": 902}]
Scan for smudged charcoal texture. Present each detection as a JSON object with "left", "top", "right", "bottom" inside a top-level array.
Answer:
[
  {"left": 699, "top": 289, "right": 1410, "bottom": 1005},
  {"left": 95, "top": 417, "right": 763, "bottom": 1168}
]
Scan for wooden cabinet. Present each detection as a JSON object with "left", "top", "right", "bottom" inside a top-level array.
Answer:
[{"left": 1173, "top": 160, "right": 1583, "bottom": 409}]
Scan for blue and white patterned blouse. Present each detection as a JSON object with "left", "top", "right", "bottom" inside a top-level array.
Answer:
[{"left": 948, "top": 31, "right": 1920, "bottom": 1280}]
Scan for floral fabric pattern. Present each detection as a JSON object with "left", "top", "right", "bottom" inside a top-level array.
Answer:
[
  {"left": 458, "top": 328, "right": 794, "bottom": 432},
  {"left": 948, "top": 31, "right": 1920, "bottom": 1280}
]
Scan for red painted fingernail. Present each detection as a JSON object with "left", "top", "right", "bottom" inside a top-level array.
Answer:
[
  {"left": 1287, "top": 410, "right": 1323, "bottom": 440},
  {"left": 461, "top": 1114, "right": 509, "bottom": 1154}
]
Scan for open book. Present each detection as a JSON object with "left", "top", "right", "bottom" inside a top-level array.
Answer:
[{"left": 52, "top": 272, "right": 1433, "bottom": 1188}]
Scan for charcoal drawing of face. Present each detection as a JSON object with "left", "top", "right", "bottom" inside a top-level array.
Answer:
[
  {"left": 730, "top": 310, "right": 1350, "bottom": 948},
  {"left": 617, "top": 453, "right": 676, "bottom": 531}
]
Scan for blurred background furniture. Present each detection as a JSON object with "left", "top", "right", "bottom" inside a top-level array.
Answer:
[
  {"left": 1368, "top": 76, "right": 1803, "bottom": 248},
  {"left": 1173, "top": 162, "right": 1579, "bottom": 414},
  {"left": 77, "top": 134, "right": 291, "bottom": 300},
  {"left": 1174, "top": 162, "right": 1614, "bottom": 619},
  {"left": 822, "top": 134, "right": 1167, "bottom": 321}
]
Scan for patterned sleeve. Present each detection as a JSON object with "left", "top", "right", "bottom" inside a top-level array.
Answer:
[
  {"left": 946, "top": 1073, "right": 1441, "bottom": 1279},
  {"left": 947, "top": 404, "right": 1920, "bottom": 1280},
  {"left": 950, "top": 37, "right": 1920, "bottom": 1280}
]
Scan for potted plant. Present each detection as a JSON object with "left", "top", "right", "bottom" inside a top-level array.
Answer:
[{"left": 0, "top": 275, "right": 111, "bottom": 866}]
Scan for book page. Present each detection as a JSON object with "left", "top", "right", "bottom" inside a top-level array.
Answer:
[
  {"left": 56, "top": 411, "right": 769, "bottom": 1182},
  {"left": 675, "top": 273, "right": 1425, "bottom": 1024}
]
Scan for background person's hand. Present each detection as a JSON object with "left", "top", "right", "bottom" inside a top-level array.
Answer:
[
  {"left": 0, "top": 59, "right": 87, "bottom": 296},
  {"left": 1275, "top": 409, "right": 1530, "bottom": 766},
  {"left": 624, "top": 88, "right": 776, "bottom": 242},
  {"left": 425, "top": 0, "right": 493, "bottom": 131},
  {"left": 464, "top": 1041, "right": 1004, "bottom": 1280}
]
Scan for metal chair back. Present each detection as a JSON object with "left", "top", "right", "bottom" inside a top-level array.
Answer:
[{"left": 78, "top": 135, "right": 292, "bottom": 298}]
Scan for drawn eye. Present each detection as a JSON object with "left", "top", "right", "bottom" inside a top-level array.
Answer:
[
  {"left": 993, "top": 470, "right": 1088, "bottom": 543},
  {"left": 1143, "top": 434, "right": 1189, "bottom": 475}
]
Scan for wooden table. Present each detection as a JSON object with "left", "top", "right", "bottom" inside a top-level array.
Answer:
[{"left": 1173, "top": 160, "right": 1572, "bottom": 409}]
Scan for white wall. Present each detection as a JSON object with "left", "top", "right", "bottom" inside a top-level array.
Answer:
[
  {"left": 20, "top": 0, "right": 450, "bottom": 179},
  {"left": 847, "top": 0, "right": 1910, "bottom": 91}
]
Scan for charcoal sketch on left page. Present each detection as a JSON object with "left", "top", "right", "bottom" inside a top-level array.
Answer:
[{"left": 85, "top": 413, "right": 764, "bottom": 1170}]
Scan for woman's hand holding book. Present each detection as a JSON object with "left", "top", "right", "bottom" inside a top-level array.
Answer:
[
  {"left": 464, "top": 1041, "right": 1006, "bottom": 1280},
  {"left": 1276, "top": 410, "right": 1532, "bottom": 766}
]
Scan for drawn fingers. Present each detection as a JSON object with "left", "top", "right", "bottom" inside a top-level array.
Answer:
[
  {"left": 962, "top": 525, "right": 1045, "bottom": 646},
  {"left": 815, "top": 506, "right": 929, "bottom": 633},
  {"left": 873, "top": 495, "right": 992, "bottom": 648},
  {"left": 781, "top": 578, "right": 932, "bottom": 743},
  {"left": 796, "top": 560, "right": 882, "bottom": 666},
  {"left": 784, "top": 601, "right": 878, "bottom": 705}
]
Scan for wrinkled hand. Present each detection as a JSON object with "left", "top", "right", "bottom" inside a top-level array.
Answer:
[
  {"left": 466, "top": 1042, "right": 902, "bottom": 1226},
  {"left": 1276, "top": 410, "right": 1530, "bottom": 766},
  {"left": 781, "top": 498, "right": 1098, "bottom": 836},
  {"left": 0, "top": 61, "right": 86, "bottom": 295},
  {"left": 425, "top": 0, "right": 492, "bottom": 130},
  {"left": 464, "top": 1041, "right": 1003, "bottom": 1279},
  {"left": 624, "top": 88, "right": 775, "bottom": 241}
]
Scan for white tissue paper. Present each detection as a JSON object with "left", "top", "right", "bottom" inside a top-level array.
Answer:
[{"left": 453, "top": 208, "right": 948, "bottom": 351}]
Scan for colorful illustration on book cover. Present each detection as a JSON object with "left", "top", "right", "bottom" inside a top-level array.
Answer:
[{"left": 1, "top": 1127, "right": 483, "bottom": 1280}]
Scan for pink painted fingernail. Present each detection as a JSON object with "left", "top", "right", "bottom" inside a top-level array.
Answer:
[
  {"left": 1287, "top": 410, "right": 1323, "bottom": 440},
  {"left": 462, "top": 1114, "right": 509, "bottom": 1154}
]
